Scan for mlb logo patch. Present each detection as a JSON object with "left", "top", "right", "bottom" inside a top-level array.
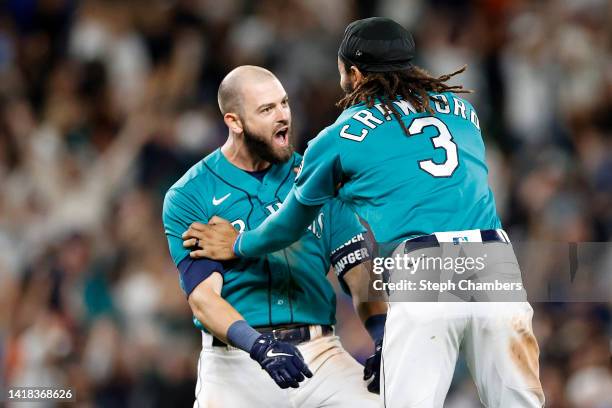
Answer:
[{"left": 452, "top": 236, "right": 469, "bottom": 245}]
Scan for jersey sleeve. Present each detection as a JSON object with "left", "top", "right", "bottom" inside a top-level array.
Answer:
[
  {"left": 329, "top": 200, "right": 366, "bottom": 251},
  {"left": 293, "top": 129, "right": 342, "bottom": 206},
  {"left": 163, "top": 188, "right": 206, "bottom": 265},
  {"left": 328, "top": 200, "right": 371, "bottom": 295},
  {"left": 163, "top": 188, "right": 225, "bottom": 296}
]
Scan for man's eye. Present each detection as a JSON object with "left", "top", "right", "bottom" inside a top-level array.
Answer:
[{"left": 262, "top": 107, "right": 271, "bottom": 113}]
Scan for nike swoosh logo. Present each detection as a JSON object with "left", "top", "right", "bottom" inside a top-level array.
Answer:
[
  {"left": 266, "top": 350, "right": 293, "bottom": 358},
  {"left": 212, "top": 193, "right": 231, "bottom": 206}
]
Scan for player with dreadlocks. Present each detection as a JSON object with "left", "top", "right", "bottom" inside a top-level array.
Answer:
[
  {"left": 336, "top": 61, "right": 470, "bottom": 134},
  {"left": 184, "top": 17, "right": 544, "bottom": 407}
]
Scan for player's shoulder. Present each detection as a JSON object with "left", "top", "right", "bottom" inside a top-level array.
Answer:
[
  {"left": 315, "top": 101, "right": 397, "bottom": 144},
  {"left": 164, "top": 150, "right": 220, "bottom": 207},
  {"left": 326, "top": 103, "right": 366, "bottom": 132},
  {"left": 304, "top": 121, "right": 343, "bottom": 154}
]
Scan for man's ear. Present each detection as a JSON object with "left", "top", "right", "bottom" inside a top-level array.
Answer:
[
  {"left": 223, "top": 113, "right": 243, "bottom": 134},
  {"left": 350, "top": 65, "right": 364, "bottom": 87}
]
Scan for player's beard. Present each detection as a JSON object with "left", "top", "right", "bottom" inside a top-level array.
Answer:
[{"left": 242, "top": 122, "right": 294, "bottom": 165}]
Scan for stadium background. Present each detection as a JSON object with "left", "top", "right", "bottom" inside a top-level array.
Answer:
[{"left": 0, "top": 0, "right": 610, "bottom": 406}]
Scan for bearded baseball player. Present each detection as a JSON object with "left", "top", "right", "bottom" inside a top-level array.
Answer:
[
  {"left": 163, "top": 65, "right": 386, "bottom": 407},
  {"left": 183, "top": 18, "right": 545, "bottom": 408}
]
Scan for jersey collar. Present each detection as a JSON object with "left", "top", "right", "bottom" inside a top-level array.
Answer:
[{"left": 214, "top": 149, "right": 298, "bottom": 198}]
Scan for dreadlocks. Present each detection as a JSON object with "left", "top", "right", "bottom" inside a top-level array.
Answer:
[{"left": 336, "top": 61, "right": 472, "bottom": 135}]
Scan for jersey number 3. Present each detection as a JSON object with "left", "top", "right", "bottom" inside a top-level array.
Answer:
[{"left": 409, "top": 117, "right": 459, "bottom": 177}]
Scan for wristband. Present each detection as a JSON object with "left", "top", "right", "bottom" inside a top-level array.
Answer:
[
  {"left": 226, "top": 320, "right": 261, "bottom": 352},
  {"left": 364, "top": 313, "right": 387, "bottom": 342}
]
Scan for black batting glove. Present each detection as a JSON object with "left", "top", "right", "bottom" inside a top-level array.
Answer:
[
  {"left": 250, "top": 334, "right": 313, "bottom": 389},
  {"left": 363, "top": 337, "right": 383, "bottom": 394}
]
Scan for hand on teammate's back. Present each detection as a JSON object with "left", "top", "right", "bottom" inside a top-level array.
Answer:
[
  {"left": 363, "top": 337, "right": 383, "bottom": 394},
  {"left": 249, "top": 334, "right": 313, "bottom": 389}
]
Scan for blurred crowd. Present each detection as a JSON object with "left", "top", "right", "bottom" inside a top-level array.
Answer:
[{"left": 0, "top": 0, "right": 610, "bottom": 407}]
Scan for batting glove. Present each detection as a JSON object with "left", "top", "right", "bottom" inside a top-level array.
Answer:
[
  {"left": 250, "top": 334, "right": 313, "bottom": 389},
  {"left": 363, "top": 337, "right": 383, "bottom": 394}
]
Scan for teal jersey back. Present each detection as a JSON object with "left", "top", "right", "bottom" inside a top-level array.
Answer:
[
  {"left": 294, "top": 92, "right": 501, "bottom": 246},
  {"left": 163, "top": 149, "right": 365, "bottom": 328}
]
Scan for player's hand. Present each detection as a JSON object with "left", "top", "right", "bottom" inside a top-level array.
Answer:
[
  {"left": 182, "top": 216, "right": 238, "bottom": 260},
  {"left": 249, "top": 334, "right": 313, "bottom": 389},
  {"left": 363, "top": 337, "right": 383, "bottom": 394}
]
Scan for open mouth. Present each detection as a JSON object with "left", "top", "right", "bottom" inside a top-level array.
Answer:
[{"left": 273, "top": 126, "right": 289, "bottom": 147}]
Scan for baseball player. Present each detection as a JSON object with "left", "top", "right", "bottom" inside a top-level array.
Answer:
[
  {"left": 163, "top": 65, "right": 386, "bottom": 407},
  {"left": 183, "top": 18, "right": 545, "bottom": 408}
]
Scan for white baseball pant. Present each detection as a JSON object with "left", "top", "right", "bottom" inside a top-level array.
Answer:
[
  {"left": 380, "top": 232, "right": 544, "bottom": 407},
  {"left": 194, "top": 328, "right": 381, "bottom": 407}
]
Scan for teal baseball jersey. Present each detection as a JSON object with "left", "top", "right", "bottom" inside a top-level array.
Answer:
[
  {"left": 294, "top": 92, "right": 502, "bottom": 246},
  {"left": 163, "top": 149, "right": 368, "bottom": 328}
]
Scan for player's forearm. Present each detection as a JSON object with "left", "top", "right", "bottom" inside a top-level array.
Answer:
[
  {"left": 355, "top": 301, "right": 388, "bottom": 324},
  {"left": 188, "top": 283, "right": 244, "bottom": 344},
  {"left": 188, "top": 274, "right": 263, "bottom": 351},
  {"left": 343, "top": 262, "right": 388, "bottom": 339},
  {"left": 235, "top": 188, "right": 322, "bottom": 257},
  {"left": 349, "top": 282, "right": 388, "bottom": 327}
]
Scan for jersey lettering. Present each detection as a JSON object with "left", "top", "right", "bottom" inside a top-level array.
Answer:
[
  {"left": 338, "top": 97, "right": 479, "bottom": 142},
  {"left": 265, "top": 202, "right": 283, "bottom": 214},
  {"left": 231, "top": 219, "right": 246, "bottom": 233},
  {"left": 340, "top": 124, "right": 368, "bottom": 141},
  {"left": 453, "top": 97, "right": 467, "bottom": 119},
  {"left": 374, "top": 104, "right": 393, "bottom": 121},
  {"left": 392, "top": 99, "right": 417, "bottom": 115},
  {"left": 432, "top": 94, "right": 451, "bottom": 114},
  {"left": 410, "top": 117, "right": 459, "bottom": 178},
  {"left": 470, "top": 110, "right": 480, "bottom": 130},
  {"left": 353, "top": 110, "right": 384, "bottom": 128},
  {"left": 307, "top": 213, "right": 324, "bottom": 239}
]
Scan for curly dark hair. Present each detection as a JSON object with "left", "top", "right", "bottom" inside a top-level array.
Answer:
[{"left": 336, "top": 59, "right": 472, "bottom": 134}]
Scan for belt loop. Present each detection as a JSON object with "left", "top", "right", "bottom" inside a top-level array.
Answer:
[
  {"left": 202, "top": 331, "right": 214, "bottom": 350},
  {"left": 310, "top": 325, "right": 321, "bottom": 339}
]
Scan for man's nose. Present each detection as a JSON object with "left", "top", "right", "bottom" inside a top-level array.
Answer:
[{"left": 275, "top": 105, "right": 290, "bottom": 123}]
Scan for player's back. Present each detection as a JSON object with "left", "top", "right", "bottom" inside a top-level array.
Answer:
[{"left": 329, "top": 92, "right": 501, "bottom": 244}]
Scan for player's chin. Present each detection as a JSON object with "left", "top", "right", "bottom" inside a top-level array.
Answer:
[
  {"left": 270, "top": 145, "right": 294, "bottom": 164},
  {"left": 280, "top": 146, "right": 294, "bottom": 162}
]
